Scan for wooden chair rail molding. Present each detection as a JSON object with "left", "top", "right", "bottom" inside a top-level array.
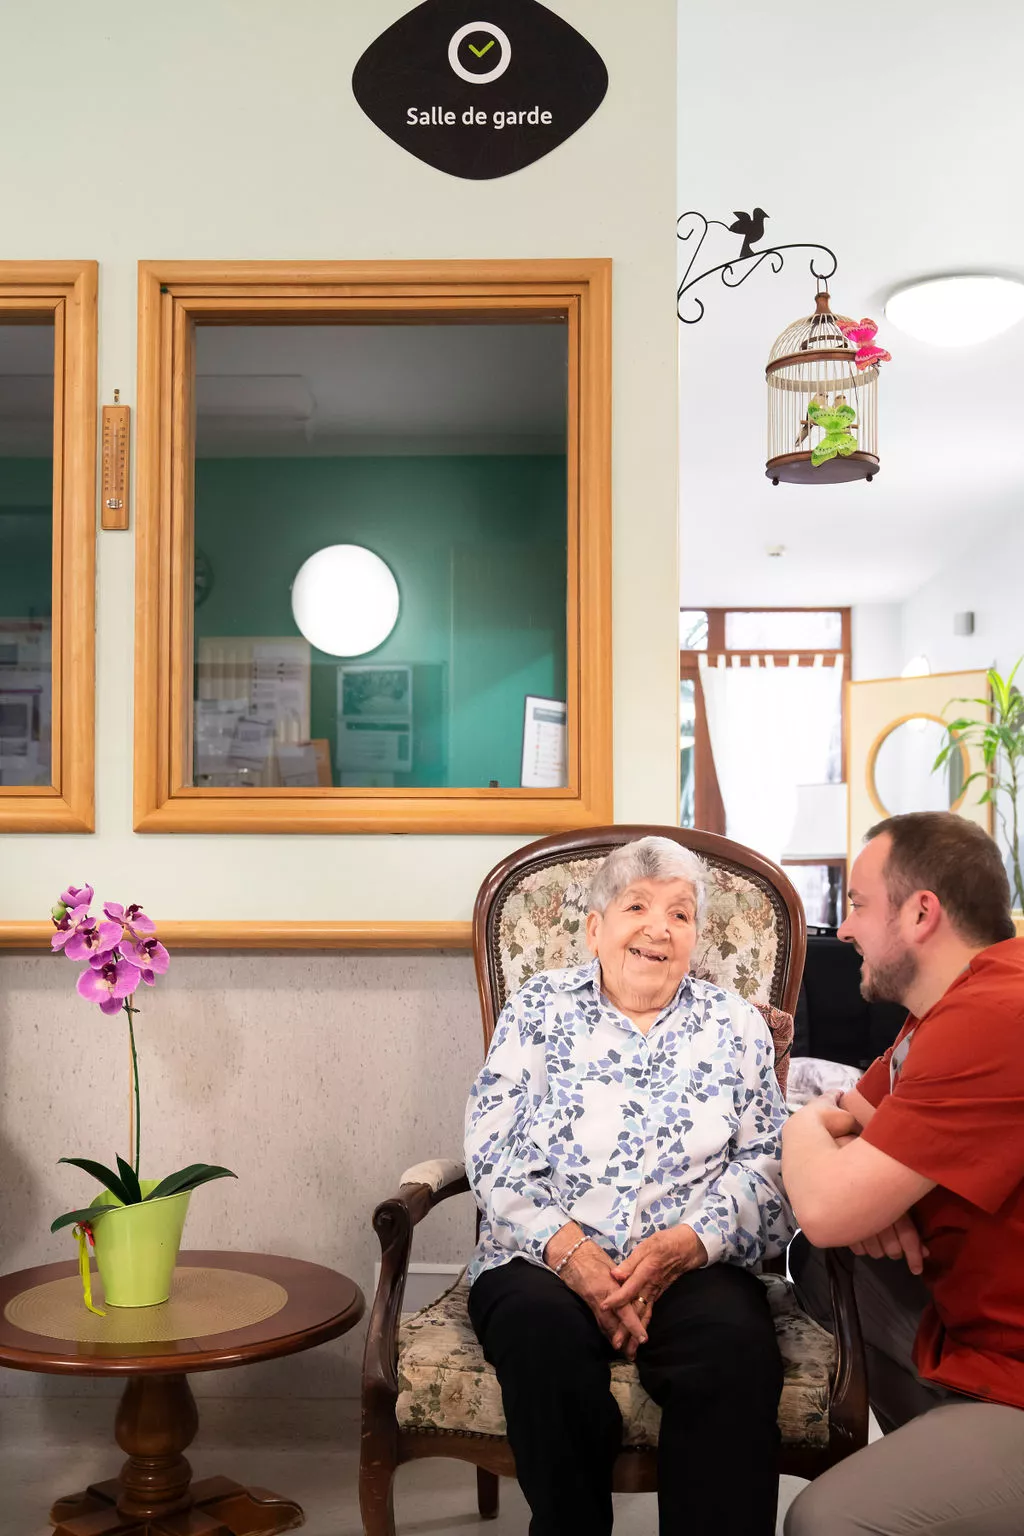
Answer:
[
  {"left": 134, "top": 258, "right": 612, "bottom": 836},
  {"left": 0, "top": 920, "right": 473, "bottom": 952},
  {"left": 5, "top": 914, "right": 1021, "bottom": 951}
]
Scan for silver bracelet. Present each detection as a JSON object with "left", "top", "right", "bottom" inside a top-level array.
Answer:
[{"left": 553, "top": 1234, "right": 589, "bottom": 1275}]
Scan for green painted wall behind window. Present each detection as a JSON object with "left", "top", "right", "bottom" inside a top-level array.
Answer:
[
  {"left": 0, "top": 460, "right": 52, "bottom": 618},
  {"left": 193, "top": 456, "right": 568, "bottom": 788}
]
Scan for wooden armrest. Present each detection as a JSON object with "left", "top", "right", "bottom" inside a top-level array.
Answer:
[
  {"left": 824, "top": 1248, "right": 869, "bottom": 1455},
  {"left": 361, "top": 1158, "right": 472, "bottom": 1415}
]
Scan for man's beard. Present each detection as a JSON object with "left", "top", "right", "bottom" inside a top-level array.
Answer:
[{"left": 860, "top": 941, "right": 918, "bottom": 1005}]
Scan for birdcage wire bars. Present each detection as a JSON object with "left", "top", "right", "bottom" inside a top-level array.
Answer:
[{"left": 766, "top": 289, "right": 879, "bottom": 485}]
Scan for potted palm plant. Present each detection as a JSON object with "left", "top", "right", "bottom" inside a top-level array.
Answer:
[
  {"left": 50, "top": 886, "right": 236, "bottom": 1311},
  {"left": 935, "top": 660, "right": 1024, "bottom": 912}
]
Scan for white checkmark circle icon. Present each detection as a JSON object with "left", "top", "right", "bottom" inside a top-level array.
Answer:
[{"left": 448, "top": 22, "right": 512, "bottom": 84}]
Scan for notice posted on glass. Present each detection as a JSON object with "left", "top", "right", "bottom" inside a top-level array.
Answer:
[{"left": 521, "top": 696, "right": 567, "bottom": 789}]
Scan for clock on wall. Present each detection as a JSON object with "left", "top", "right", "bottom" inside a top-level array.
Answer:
[{"left": 194, "top": 548, "right": 214, "bottom": 609}]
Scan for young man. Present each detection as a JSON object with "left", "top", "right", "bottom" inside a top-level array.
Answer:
[{"left": 783, "top": 811, "right": 1024, "bottom": 1535}]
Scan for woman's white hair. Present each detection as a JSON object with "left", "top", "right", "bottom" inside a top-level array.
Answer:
[{"left": 587, "top": 836, "right": 708, "bottom": 930}]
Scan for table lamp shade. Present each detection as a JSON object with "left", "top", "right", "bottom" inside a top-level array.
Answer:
[{"left": 783, "top": 782, "right": 848, "bottom": 861}]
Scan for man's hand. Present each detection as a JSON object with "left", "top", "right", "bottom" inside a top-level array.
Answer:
[
  {"left": 544, "top": 1224, "right": 646, "bottom": 1357},
  {"left": 601, "top": 1226, "right": 708, "bottom": 1359},
  {"left": 792, "top": 1093, "right": 859, "bottom": 1142},
  {"left": 849, "top": 1212, "right": 930, "bottom": 1274}
]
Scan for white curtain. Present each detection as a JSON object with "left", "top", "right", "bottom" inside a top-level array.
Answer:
[{"left": 698, "top": 654, "right": 844, "bottom": 865}]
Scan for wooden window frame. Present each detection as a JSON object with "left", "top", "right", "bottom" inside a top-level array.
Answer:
[
  {"left": 134, "top": 259, "right": 612, "bottom": 835},
  {"left": 680, "top": 607, "right": 851, "bottom": 836},
  {"left": 0, "top": 262, "right": 97, "bottom": 832}
]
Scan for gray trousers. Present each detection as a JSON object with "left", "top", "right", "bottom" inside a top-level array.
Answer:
[{"left": 785, "top": 1236, "right": 1024, "bottom": 1534}]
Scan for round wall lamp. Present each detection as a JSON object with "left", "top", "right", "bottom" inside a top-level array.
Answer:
[
  {"left": 884, "top": 274, "right": 1024, "bottom": 347},
  {"left": 291, "top": 544, "right": 400, "bottom": 657}
]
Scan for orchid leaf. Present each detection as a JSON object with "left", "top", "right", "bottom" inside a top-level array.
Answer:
[
  {"left": 144, "top": 1164, "right": 237, "bottom": 1202},
  {"left": 50, "top": 1204, "right": 119, "bottom": 1234},
  {"left": 58, "top": 1157, "right": 130, "bottom": 1205},
  {"left": 116, "top": 1156, "right": 143, "bottom": 1206}
]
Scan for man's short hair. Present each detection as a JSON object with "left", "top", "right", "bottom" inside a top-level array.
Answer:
[{"left": 866, "top": 812, "right": 1016, "bottom": 947}]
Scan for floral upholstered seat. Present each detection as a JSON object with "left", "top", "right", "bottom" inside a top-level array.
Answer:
[{"left": 396, "top": 1270, "right": 835, "bottom": 1449}]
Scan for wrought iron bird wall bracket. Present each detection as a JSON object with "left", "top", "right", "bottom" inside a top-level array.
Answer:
[{"left": 677, "top": 210, "right": 838, "bottom": 324}]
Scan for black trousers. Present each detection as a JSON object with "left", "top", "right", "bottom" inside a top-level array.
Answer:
[{"left": 468, "top": 1256, "right": 783, "bottom": 1536}]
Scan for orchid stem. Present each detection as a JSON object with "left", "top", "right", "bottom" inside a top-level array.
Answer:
[{"left": 125, "top": 999, "right": 141, "bottom": 1180}]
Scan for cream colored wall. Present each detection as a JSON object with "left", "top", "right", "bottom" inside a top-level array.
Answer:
[
  {"left": 0, "top": 0, "right": 679, "bottom": 922},
  {"left": 0, "top": 1, "right": 677, "bottom": 1397}
]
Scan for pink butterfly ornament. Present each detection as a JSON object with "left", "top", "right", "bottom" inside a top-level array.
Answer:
[{"left": 838, "top": 317, "right": 892, "bottom": 371}]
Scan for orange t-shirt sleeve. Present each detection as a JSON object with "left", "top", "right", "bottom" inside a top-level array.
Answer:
[
  {"left": 861, "top": 1003, "right": 1024, "bottom": 1213},
  {"left": 857, "top": 1049, "right": 895, "bottom": 1109}
]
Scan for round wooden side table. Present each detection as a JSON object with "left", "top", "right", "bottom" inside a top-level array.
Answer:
[{"left": 0, "top": 1249, "right": 364, "bottom": 1535}]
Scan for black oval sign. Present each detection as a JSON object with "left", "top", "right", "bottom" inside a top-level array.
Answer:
[{"left": 352, "top": 0, "right": 609, "bottom": 181}]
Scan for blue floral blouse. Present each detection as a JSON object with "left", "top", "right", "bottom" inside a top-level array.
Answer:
[{"left": 465, "top": 960, "right": 794, "bottom": 1284}]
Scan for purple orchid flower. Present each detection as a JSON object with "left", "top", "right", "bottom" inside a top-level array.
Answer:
[
  {"left": 121, "top": 935, "right": 170, "bottom": 986},
  {"left": 50, "top": 904, "right": 92, "bottom": 951},
  {"left": 64, "top": 915, "right": 125, "bottom": 963},
  {"left": 105, "top": 901, "right": 157, "bottom": 936},
  {"left": 60, "top": 884, "right": 94, "bottom": 910},
  {"left": 76, "top": 957, "right": 142, "bottom": 1015}
]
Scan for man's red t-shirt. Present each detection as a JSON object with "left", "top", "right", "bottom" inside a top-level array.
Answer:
[{"left": 857, "top": 936, "right": 1024, "bottom": 1408}]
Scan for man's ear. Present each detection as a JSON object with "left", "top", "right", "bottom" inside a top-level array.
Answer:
[
  {"left": 585, "top": 909, "right": 601, "bottom": 957},
  {"left": 910, "top": 890, "right": 943, "bottom": 943}
]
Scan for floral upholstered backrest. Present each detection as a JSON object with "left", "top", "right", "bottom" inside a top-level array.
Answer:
[{"left": 492, "top": 851, "right": 784, "bottom": 1015}]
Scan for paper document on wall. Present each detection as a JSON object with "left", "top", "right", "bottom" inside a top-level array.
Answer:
[
  {"left": 337, "top": 665, "right": 414, "bottom": 773},
  {"left": 521, "top": 696, "right": 567, "bottom": 788}
]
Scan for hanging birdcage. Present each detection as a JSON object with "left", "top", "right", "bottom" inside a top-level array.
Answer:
[{"left": 766, "top": 287, "right": 881, "bottom": 485}]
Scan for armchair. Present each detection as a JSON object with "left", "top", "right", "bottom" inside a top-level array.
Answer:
[{"left": 361, "top": 826, "right": 868, "bottom": 1534}]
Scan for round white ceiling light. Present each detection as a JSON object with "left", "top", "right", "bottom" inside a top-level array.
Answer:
[
  {"left": 884, "top": 274, "right": 1024, "bottom": 347},
  {"left": 291, "top": 545, "right": 400, "bottom": 657}
]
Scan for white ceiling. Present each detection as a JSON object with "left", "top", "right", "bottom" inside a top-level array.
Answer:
[
  {"left": 194, "top": 324, "right": 568, "bottom": 456},
  {"left": 677, "top": 0, "right": 1024, "bottom": 607}
]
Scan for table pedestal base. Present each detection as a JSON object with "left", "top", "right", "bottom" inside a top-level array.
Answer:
[
  {"left": 51, "top": 1476, "right": 303, "bottom": 1535},
  {"left": 49, "top": 1373, "right": 303, "bottom": 1536}
]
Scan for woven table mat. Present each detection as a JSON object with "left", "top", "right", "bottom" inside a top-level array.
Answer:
[{"left": 4, "top": 1266, "right": 288, "bottom": 1344}]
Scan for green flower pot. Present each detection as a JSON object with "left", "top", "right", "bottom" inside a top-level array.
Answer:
[{"left": 89, "top": 1179, "right": 191, "bottom": 1307}]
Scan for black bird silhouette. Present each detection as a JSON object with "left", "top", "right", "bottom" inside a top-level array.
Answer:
[{"left": 728, "top": 208, "right": 769, "bottom": 260}]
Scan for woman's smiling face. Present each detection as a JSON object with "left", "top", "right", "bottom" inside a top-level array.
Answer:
[{"left": 585, "top": 876, "right": 699, "bottom": 1017}]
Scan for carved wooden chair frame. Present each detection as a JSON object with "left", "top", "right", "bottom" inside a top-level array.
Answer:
[{"left": 360, "top": 826, "right": 868, "bottom": 1533}]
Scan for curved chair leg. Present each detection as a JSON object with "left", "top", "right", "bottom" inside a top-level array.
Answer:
[
  {"left": 477, "top": 1468, "right": 500, "bottom": 1519},
  {"left": 359, "top": 1455, "right": 397, "bottom": 1536}
]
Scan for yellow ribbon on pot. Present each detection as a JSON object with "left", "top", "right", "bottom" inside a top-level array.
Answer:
[{"left": 73, "top": 1225, "right": 105, "bottom": 1317}]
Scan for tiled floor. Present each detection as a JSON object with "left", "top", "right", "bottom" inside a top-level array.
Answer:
[{"left": 1, "top": 1397, "right": 815, "bottom": 1534}]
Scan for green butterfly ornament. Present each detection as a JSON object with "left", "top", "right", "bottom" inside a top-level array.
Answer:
[{"left": 806, "top": 394, "right": 858, "bottom": 468}]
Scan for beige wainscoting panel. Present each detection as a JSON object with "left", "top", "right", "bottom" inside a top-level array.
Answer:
[
  {"left": 0, "top": 948, "right": 482, "bottom": 1399},
  {"left": 846, "top": 670, "right": 992, "bottom": 860}
]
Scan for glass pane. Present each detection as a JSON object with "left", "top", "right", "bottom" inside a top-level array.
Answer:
[
  {"left": 725, "top": 610, "right": 842, "bottom": 650},
  {"left": 679, "top": 609, "right": 708, "bottom": 650},
  {"left": 679, "top": 678, "right": 696, "bottom": 825},
  {"left": 190, "top": 322, "right": 568, "bottom": 789},
  {"left": 787, "top": 864, "right": 843, "bottom": 928},
  {"left": 0, "top": 323, "right": 54, "bottom": 787}
]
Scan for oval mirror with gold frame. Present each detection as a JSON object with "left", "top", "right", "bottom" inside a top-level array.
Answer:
[{"left": 867, "top": 712, "right": 969, "bottom": 819}]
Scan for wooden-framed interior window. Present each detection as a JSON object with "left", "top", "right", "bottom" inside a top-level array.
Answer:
[
  {"left": 680, "top": 607, "right": 851, "bottom": 835},
  {"left": 134, "top": 261, "right": 611, "bottom": 834},
  {"left": 0, "top": 262, "right": 97, "bottom": 831}
]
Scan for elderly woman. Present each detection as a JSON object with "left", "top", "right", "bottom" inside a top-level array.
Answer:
[{"left": 464, "top": 836, "right": 794, "bottom": 1536}]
